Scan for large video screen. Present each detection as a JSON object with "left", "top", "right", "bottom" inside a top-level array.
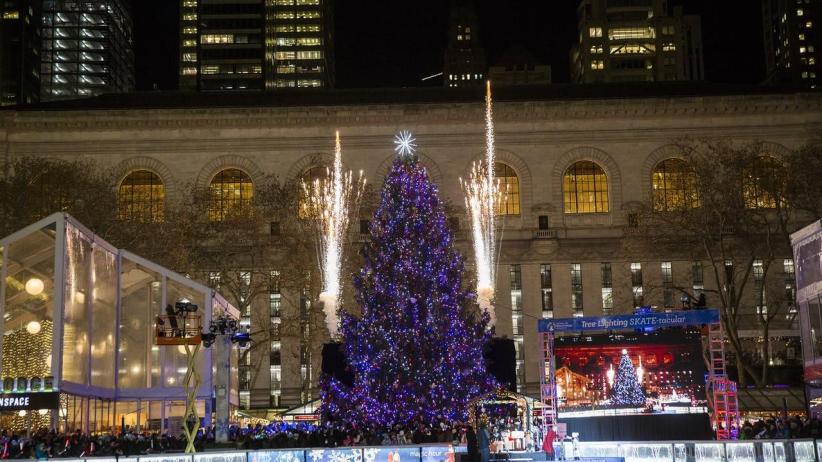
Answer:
[{"left": 554, "top": 328, "right": 708, "bottom": 418}]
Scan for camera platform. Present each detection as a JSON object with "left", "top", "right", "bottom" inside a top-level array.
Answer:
[{"left": 155, "top": 314, "right": 202, "bottom": 345}]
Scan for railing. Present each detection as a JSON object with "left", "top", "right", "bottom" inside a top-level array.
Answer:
[
  {"left": 68, "top": 440, "right": 822, "bottom": 462},
  {"left": 73, "top": 446, "right": 459, "bottom": 462},
  {"left": 534, "top": 229, "right": 558, "bottom": 239},
  {"left": 558, "top": 439, "right": 819, "bottom": 462}
]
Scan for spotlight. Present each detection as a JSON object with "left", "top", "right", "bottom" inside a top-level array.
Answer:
[
  {"left": 201, "top": 333, "right": 217, "bottom": 348},
  {"left": 231, "top": 332, "right": 251, "bottom": 347},
  {"left": 25, "top": 278, "right": 44, "bottom": 296},
  {"left": 175, "top": 301, "right": 198, "bottom": 313},
  {"left": 26, "top": 320, "right": 42, "bottom": 335}
]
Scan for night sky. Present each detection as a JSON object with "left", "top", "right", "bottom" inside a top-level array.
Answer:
[{"left": 133, "top": 0, "right": 765, "bottom": 91}]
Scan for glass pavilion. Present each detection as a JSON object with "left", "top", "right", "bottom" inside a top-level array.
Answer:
[{"left": 0, "top": 213, "right": 239, "bottom": 433}]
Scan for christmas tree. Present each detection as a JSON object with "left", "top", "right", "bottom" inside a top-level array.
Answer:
[
  {"left": 321, "top": 133, "right": 497, "bottom": 426},
  {"left": 611, "top": 349, "right": 646, "bottom": 406}
]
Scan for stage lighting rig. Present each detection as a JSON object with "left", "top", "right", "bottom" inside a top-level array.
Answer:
[{"left": 201, "top": 314, "right": 249, "bottom": 349}]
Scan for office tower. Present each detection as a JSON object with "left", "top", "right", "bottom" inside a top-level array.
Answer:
[
  {"left": 40, "top": 0, "right": 134, "bottom": 101},
  {"left": 763, "top": 0, "right": 820, "bottom": 89},
  {"left": 444, "top": 0, "right": 486, "bottom": 88},
  {"left": 0, "top": 0, "right": 41, "bottom": 105},
  {"left": 179, "top": 0, "right": 334, "bottom": 92},
  {"left": 570, "top": 0, "right": 704, "bottom": 84},
  {"left": 488, "top": 48, "right": 552, "bottom": 86}
]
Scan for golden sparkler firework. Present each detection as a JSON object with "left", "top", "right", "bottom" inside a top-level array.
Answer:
[
  {"left": 461, "top": 81, "right": 502, "bottom": 327},
  {"left": 302, "top": 131, "right": 365, "bottom": 338}
]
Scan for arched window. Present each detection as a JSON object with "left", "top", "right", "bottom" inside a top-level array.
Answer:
[
  {"left": 299, "top": 165, "right": 329, "bottom": 219},
  {"left": 563, "top": 161, "right": 609, "bottom": 214},
  {"left": 743, "top": 156, "right": 784, "bottom": 209},
  {"left": 495, "top": 162, "right": 520, "bottom": 216},
  {"left": 118, "top": 170, "right": 165, "bottom": 222},
  {"left": 209, "top": 168, "right": 253, "bottom": 221},
  {"left": 651, "top": 158, "right": 699, "bottom": 212}
]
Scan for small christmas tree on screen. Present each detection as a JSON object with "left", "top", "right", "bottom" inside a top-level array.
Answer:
[{"left": 611, "top": 349, "right": 646, "bottom": 406}]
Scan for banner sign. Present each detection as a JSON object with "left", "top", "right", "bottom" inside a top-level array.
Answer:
[
  {"left": 538, "top": 309, "right": 719, "bottom": 333},
  {"left": 0, "top": 392, "right": 59, "bottom": 411}
]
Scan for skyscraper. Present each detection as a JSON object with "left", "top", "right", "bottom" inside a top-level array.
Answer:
[
  {"left": 0, "top": 0, "right": 41, "bottom": 106},
  {"left": 762, "top": 0, "right": 820, "bottom": 89},
  {"left": 40, "top": 0, "right": 134, "bottom": 101},
  {"left": 179, "top": 0, "right": 334, "bottom": 92},
  {"left": 443, "top": 0, "right": 486, "bottom": 88},
  {"left": 570, "top": 0, "right": 704, "bottom": 84}
]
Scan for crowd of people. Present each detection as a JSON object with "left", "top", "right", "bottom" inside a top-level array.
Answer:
[
  {"left": 232, "top": 420, "right": 474, "bottom": 449},
  {"left": 1, "top": 414, "right": 821, "bottom": 459},
  {"left": 739, "top": 415, "right": 822, "bottom": 440},
  {"left": 0, "top": 429, "right": 189, "bottom": 458},
  {"left": 0, "top": 420, "right": 475, "bottom": 458}
]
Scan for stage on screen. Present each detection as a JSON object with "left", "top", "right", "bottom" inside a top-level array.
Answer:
[{"left": 553, "top": 327, "right": 713, "bottom": 441}]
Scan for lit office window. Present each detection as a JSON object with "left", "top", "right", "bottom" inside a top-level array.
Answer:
[
  {"left": 743, "top": 156, "right": 784, "bottom": 209},
  {"left": 609, "top": 27, "right": 655, "bottom": 40},
  {"left": 652, "top": 158, "right": 699, "bottom": 212},
  {"left": 209, "top": 169, "right": 253, "bottom": 221},
  {"left": 541, "top": 264, "right": 553, "bottom": 318},
  {"left": 297, "top": 37, "right": 321, "bottom": 46},
  {"left": 571, "top": 264, "right": 583, "bottom": 316},
  {"left": 297, "top": 79, "right": 322, "bottom": 87},
  {"left": 661, "top": 262, "right": 674, "bottom": 309},
  {"left": 201, "top": 34, "right": 233, "bottom": 44},
  {"left": 295, "top": 10, "right": 321, "bottom": 19},
  {"left": 118, "top": 170, "right": 165, "bottom": 223},
  {"left": 631, "top": 263, "right": 644, "bottom": 308},
  {"left": 296, "top": 50, "right": 323, "bottom": 59},
  {"left": 589, "top": 27, "right": 603, "bottom": 37},
  {"left": 564, "top": 161, "right": 609, "bottom": 213},
  {"left": 601, "top": 263, "right": 613, "bottom": 315},
  {"left": 296, "top": 25, "right": 320, "bottom": 33},
  {"left": 495, "top": 163, "right": 520, "bottom": 216},
  {"left": 753, "top": 259, "right": 767, "bottom": 314},
  {"left": 692, "top": 261, "right": 704, "bottom": 300},
  {"left": 510, "top": 265, "right": 524, "bottom": 392}
]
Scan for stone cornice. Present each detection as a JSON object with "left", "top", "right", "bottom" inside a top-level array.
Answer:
[
  {"left": 5, "top": 122, "right": 817, "bottom": 156},
  {"left": 1, "top": 93, "right": 820, "bottom": 133}
]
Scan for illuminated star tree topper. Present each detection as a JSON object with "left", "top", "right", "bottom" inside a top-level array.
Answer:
[{"left": 393, "top": 130, "right": 418, "bottom": 158}]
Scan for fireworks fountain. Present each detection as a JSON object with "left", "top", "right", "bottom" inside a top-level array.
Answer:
[
  {"left": 302, "top": 131, "right": 365, "bottom": 338},
  {"left": 461, "top": 81, "right": 502, "bottom": 327}
]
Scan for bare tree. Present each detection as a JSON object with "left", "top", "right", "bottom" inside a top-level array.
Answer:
[
  {"left": 0, "top": 157, "right": 118, "bottom": 238},
  {"left": 639, "top": 140, "right": 809, "bottom": 387}
]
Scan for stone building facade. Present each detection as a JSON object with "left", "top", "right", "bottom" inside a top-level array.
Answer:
[{"left": 1, "top": 87, "right": 820, "bottom": 412}]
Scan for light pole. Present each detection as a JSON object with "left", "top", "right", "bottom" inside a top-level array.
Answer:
[{"left": 201, "top": 314, "right": 250, "bottom": 444}]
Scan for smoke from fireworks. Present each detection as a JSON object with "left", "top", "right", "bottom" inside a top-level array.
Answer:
[
  {"left": 461, "top": 81, "right": 501, "bottom": 327},
  {"left": 302, "top": 131, "right": 365, "bottom": 338}
]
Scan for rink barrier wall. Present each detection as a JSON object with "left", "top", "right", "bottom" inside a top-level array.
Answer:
[{"left": 60, "top": 439, "right": 822, "bottom": 462}]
